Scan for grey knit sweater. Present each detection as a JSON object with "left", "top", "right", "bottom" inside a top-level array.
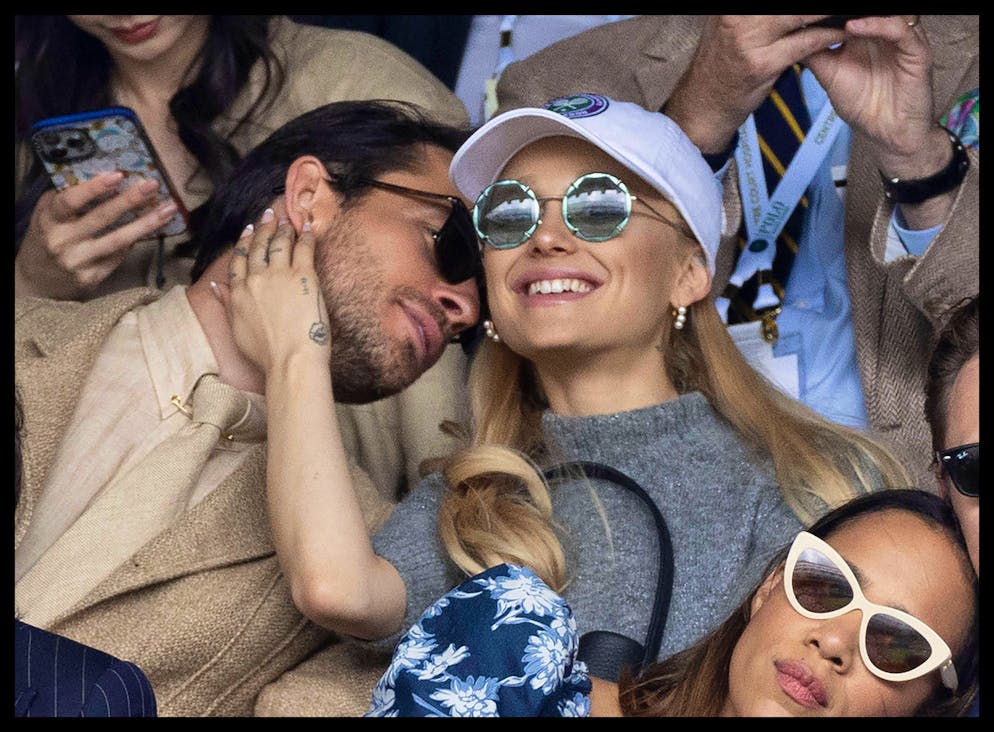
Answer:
[{"left": 367, "top": 391, "right": 805, "bottom": 661}]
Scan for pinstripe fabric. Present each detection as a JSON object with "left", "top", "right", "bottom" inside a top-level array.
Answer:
[{"left": 14, "top": 619, "right": 157, "bottom": 717}]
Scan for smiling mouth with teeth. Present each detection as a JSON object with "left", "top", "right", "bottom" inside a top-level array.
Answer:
[{"left": 527, "top": 278, "right": 594, "bottom": 296}]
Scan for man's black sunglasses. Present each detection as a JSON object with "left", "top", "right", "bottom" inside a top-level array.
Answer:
[
  {"left": 324, "top": 174, "right": 482, "bottom": 286},
  {"left": 935, "top": 442, "right": 979, "bottom": 498}
]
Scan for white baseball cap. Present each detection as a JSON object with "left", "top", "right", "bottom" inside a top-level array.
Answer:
[{"left": 450, "top": 93, "right": 723, "bottom": 277}]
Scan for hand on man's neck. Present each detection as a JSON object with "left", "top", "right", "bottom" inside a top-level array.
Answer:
[{"left": 186, "top": 252, "right": 266, "bottom": 395}]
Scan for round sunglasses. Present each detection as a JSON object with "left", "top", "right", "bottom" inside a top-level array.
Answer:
[
  {"left": 935, "top": 442, "right": 979, "bottom": 498},
  {"left": 784, "top": 531, "right": 958, "bottom": 690},
  {"left": 472, "top": 172, "right": 694, "bottom": 249}
]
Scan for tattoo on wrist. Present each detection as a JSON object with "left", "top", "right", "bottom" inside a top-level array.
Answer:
[
  {"left": 309, "top": 288, "right": 328, "bottom": 345},
  {"left": 300, "top": 277, "right": 310, "bottom": 296},
  {"left": 234, "top": 247, "right": 248, "bottom": 257}
]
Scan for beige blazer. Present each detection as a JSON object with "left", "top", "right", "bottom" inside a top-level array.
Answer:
[
  {"left": 16, "top": 14, "right": 474, "bottom": 558},
  {"left": 15, "top": 289, "right": 394, "bottom": 716},
  {"left": 496, "top": 15, "right": 979, "bottom": 486}
]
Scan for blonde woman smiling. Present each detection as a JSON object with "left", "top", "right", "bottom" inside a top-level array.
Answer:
[{"left": 220, "top": 94, "right": 910, "bottom": 685}]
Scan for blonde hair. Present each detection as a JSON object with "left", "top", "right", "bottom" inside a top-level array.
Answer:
[{"left": 439, "top": 234, "right": 910, "bottom": 591}]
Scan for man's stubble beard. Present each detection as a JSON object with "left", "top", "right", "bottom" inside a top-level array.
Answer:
[{"left": 314, "top": 219, "right": 421, "bottom": 404}]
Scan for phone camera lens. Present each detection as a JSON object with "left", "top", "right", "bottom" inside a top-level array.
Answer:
[
  {"left": 67, "top": 137, "right": 85, "bottom": 148},
  {"left": 50, "top": 148, "right": 68, "bottom": 160}
]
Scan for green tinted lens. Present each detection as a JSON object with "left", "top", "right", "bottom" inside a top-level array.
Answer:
[
  {"left": 474, "top": 181, "right": 539, "bottom": 249},
  {"left": 563, "top": 174, "right": 632, "bottom": 241}
]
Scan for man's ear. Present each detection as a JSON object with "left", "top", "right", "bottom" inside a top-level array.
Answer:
[
  {"left": 283, "top": 155, "right": 329, "bottom": 232},
  {"left": 749, "top": 564, "right": 785, "bottom": 619},
  {"left": 670, "top": 249, "right": 711, "bottom": 310}
]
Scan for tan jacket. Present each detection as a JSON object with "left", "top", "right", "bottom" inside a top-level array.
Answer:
[
  {"left": 15, "top": 16, "right": 474, "bottom": 504},
  {"left": 496, "top": 15, "right": 979, "bottom": 485},
  {"left": 15, "top": 289, "right": 394, "bottom": 716}
]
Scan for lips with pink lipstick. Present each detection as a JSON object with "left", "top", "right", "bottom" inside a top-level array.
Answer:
[
  {"left": 400, "top": 302, "right": 444, "bottom": 367},
  {"left": 775, "top": 659, "right": 828, "bottom": 709},
  {"left": 111, "top": 18, "right": 160, "bottom": 44},
  {"left": 512, "top": 268, "right": 603, "bottom": 307}
]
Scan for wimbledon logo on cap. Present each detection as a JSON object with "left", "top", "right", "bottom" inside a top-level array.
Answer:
[{"left": 544, "top": 93, "right": 609, "bottom": 119}]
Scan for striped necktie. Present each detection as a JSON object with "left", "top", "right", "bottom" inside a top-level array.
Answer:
[{"left": 724, "top": 64, "right": 812, "bottom": 330}]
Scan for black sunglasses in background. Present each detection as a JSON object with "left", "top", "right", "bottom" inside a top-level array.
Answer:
[{"left": 935, "top": 442, "right": 979, "bottom": 498}]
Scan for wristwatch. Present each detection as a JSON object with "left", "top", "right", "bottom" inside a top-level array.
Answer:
[{"left": 879, "top": 126, "right": 970, "bottom": 205}]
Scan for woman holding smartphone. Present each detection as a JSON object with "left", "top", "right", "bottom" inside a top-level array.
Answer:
[{"left": 14, "top": 15, "right": 467, "bottom": 301}]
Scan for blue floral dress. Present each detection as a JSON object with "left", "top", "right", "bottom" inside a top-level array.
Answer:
[{"left": 365, "top": 563, "right": 592, "bottom": 717}]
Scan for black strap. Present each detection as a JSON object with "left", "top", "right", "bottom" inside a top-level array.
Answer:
[
  {"left": 576, "top": 631, "right": 645, "bottom": 682},
  {"left": 543, "top": 460, "right": 674, "bottom": 674}
]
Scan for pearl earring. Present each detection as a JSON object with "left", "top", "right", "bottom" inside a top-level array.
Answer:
[
  {"left": 672, "top": 305, "right": 687, "bottom": 330},
  {"left": 483, "top": 319, "right": 501, "bottom": 342}
]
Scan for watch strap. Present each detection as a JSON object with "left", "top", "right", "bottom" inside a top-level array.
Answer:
[{"left": 880, "top": 127, "right": 970, "bottom": 205}]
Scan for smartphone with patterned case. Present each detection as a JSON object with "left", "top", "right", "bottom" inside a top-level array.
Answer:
[{"left": 30, "top": 106, "right": 188, "bottom": 236}]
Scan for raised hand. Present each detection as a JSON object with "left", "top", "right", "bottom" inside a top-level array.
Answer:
[
  {"left": 215, "top": 206, "right": 332, "bottom": 380},
  {"left": 664, "top": 15, "right": 845, "bottom": 153},
  {"left": 804, "top": 15, "right": 944, "bottom": 180}
]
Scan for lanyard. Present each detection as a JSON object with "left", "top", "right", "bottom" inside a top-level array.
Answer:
[
  {"left": 484, "top": 15, "right": 519, "bottom": 122},
  {"left": 726, "top": 100, "right": 844, "bottom": 315}
]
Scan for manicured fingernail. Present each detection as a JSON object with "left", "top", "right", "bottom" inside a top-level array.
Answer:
[
  {"left": 103, "top": 171, "right": 125, "bottom": 186},
  {"left": 209, "top": 280, "right": 221, "bottom": 301},
  {"left": 156, "top": 201, "right": 177, "bottom": 217},
  {"left": 240, "top": 223, "right": 254, "bottom": 237},
  {"left": 302, "top": 221, "right": 312, "bottom": 232},
  {"left": 278, "top": 214, "right": 290, "bottom": 225},
  {"left": 139, "top": 178, "right": 159, "bottom": 193},
  {"left": 260, "top": 208, "right": 275, "bottom": 223}
]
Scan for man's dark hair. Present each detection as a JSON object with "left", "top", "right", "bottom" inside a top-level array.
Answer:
[
  {"left": 188, "top": 99, "right": 471, "bottom": 281},
  {"left": 924, "top": 295, "right": 979, "bottom": 452}
]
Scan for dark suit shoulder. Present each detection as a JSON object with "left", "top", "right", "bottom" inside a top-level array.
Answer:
[{"left": 14, "top": 619, "right": 157, "bottom": 717}]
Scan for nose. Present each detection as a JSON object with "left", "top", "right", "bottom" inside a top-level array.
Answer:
[
  {"left": 808, "top": 611, "right": 862, "bottom": 675},
  {"left": 433, "top": 277, "right": 481, "bottom": 336},
  {"left": 527, "top": 198, "right": 579, "bottom": 256}
]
